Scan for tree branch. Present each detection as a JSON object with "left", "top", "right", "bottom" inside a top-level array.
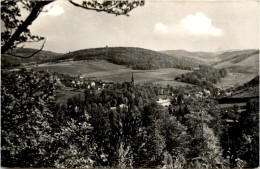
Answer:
[
  {"left": 1, "top": 1, "right": 52, "bottom": 54},
  {"left": 3, "top": 39, "right": 46, "bottom": 58},
  {"left": 69, "top": 0, "right": 104, "bottom": 13},
  {"left": 68, "top": 0, "right": 141, "bottom": 16}
]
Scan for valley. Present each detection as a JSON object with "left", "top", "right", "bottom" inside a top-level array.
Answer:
[
  {"left": 31, "top": 60, "right": 191, "bottom": 86},
  {"left": 2, "top": 46, "right": 259, "bottom": 169}
]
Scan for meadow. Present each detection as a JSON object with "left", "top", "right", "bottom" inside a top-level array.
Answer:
[
  {"left": 215, "top": 72, "right": 258, "bottom": 89},
  {"left": 32, "top": 60, "right": 191, "bottom": 86}
]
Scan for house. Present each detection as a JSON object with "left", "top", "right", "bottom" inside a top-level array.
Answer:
[
  {"left": 226, "top": 92, "right": 232, "bottom": 97},
  {"left": 110, "top": 107, "right": 116, "bottom": 110},
  {"left": 79, "top": 74, "right": 86, "bottom": 79},
  {"left": 195, "top": 92, "right": 203, "bottom": 98},
  {"left": 91, "top": 82, "right": 95, "bottom": 87},
  {"left": 119, "top": 104, "right": 128, "bottom": 109},
  {"left": 203, "top": 89, "right": 211, "bottom": 96},
  {"left": 183, "top": 93, "right": 191, "bottom": 99},
  {"left": 156, "top": 98, "right": 171, "bottom": 107}
]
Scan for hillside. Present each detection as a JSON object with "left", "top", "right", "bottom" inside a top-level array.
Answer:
[
  {"left": 58, "top": 47, "right": 203, "bottom": 70},
  {"left": 1, "top": 48, "right": 63, "bottom": 68},
  {"left": 161, "top": 49, "right": 218, "bottom": 65},
  {"left": 215, "top": 49, "right": 258, "bottom": 62},
  {"left": 214, "top": 49, "right": 259, "bottom": 73},
  {"left": 232, "top": 76, "right": 259, "bottom": 97}
]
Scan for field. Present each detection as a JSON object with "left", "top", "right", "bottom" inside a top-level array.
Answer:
[
  {"left": 32, "top": 60, "right": 191, "bottom": 86},
  {"left": 215, "top": 72, "right": 258, "bottom": 89},
  {"left": 56, "top": 86, "right": 85, "bottom": 104}
]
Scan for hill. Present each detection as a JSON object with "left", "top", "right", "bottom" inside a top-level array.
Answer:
[
  {"left": 57, "top": 47, "right": 203, "bottom": 70},
  {"left": 215, "top": 49, "right": 258, "bottom": 62},
  {"left": 2, "top": 47, "right": 258, "bottom": 73},
  {"left": 2, "top": 47, "right": 204, "bottom": 70},
  {"left": 161, "top": 49, "right": 218, "bottom": 65},
  {"left": 214, "top": 49, "right": 259, "bottom": 73},
  {"left": 1, "top": 48, "right": 63, "bottom": 68}
]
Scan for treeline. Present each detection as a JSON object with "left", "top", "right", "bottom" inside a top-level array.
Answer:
[{"left": 176, "top": 66, "right": 227, "bottom": 87}]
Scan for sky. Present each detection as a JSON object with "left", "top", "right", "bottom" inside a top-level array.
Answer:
[{"left": 24, "top": 0, "right": 259, "bottom": 53}]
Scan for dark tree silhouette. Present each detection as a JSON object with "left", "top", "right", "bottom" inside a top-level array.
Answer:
[{"left": 1, "top": 0, "right": 144, "bottom": 57}]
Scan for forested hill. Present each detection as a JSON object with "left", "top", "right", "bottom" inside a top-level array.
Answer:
[
  {"left": 3, "top": 47, "right": 258, "bottom": 71},
  {"left": 59, "top": 47, "right": 202, "bottom": 70},
  {"left": 2, "top": 47, "right": 203, "bottom": 70}
]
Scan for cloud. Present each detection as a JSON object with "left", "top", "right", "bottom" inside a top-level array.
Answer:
[
  {"left": 154, "top": 22, "right": 169, "bottom": 34},
  {"left": 42, "top": 4, "right": 64, "bottom": 16},
  {"left": 153, "top": 12, "right": 223, "bottom": 37},
  {"left": 180, "top": 12, "right": 222, "bottom": 36}
]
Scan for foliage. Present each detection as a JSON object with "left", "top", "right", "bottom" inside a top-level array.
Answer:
[
  {"left": 1, "top": 1, "right": 45, "bottom": 51},
  {"left": 176, "top": 65, "right": 227, "bottom": 87},
  {"left": 220, "top": 99, "right": 259, "bottom": 168},
  {"left": 1, "top": 69, "right": 93, "bottom": 167},
  {"left": 1, "top": 69, "right": 258, "bottom": 168}
]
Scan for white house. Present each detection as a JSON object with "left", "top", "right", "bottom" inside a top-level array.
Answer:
[
  {"left": 119, "top": 104, "right": 128, "bottom": 109},
  {"left": 203, "top": 89, "right": 211, "bottom": 95},
  {"left": 91, "top": 82, "right": 95, "bottom": 87},
  {"left": 156, "top": 98, "right": 171, "bottom": 107}
]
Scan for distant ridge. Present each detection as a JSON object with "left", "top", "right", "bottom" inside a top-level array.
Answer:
[
  {"left": 2, "top": 47, "right": 259, "bottom": 73},
  {"left": 213, "top": 49, "right": 259, "bottom": 73},
  {"left": 161, "top": 49, "right": 217, "bottom": 65}
]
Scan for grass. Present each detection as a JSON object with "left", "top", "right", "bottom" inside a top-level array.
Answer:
[
  {"left": 215, "top": 72, "right": 258, "bottom": 89},
  {"left": 32, "top": 60, "right": 191, "bottom": 87},
  {"left": 56, "top": 86, "right": 85, "bottom": 104}
]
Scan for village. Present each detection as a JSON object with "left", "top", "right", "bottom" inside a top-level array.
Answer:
[{"left": 42, "top": 69, "right": 234, "bottom": 109}]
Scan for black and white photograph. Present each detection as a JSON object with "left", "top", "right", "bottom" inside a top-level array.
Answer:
[{"left": 1, "top": 0, "right": 259, "bottom": 168}]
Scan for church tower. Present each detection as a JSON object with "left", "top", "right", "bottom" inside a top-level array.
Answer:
[{"left": 131, "top": 72, "right": 134, "bottom": 85}]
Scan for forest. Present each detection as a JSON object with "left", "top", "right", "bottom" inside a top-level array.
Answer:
[
  {"left": 175, "top": 65, "right": 227, "bottom": 87},
  {"left": 1, "top": 69, "right": 258, "bottom": 168},
  {"left": 2, "top": 47, "right": 202, "bottom": 70}
]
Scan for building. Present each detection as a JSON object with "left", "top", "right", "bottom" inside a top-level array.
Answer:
[
  {"left": 131, "top": 72, "right": 134, "bottom": 85},
  {"left": 156, "top": 98, "right": 171, "bottom": 107}
]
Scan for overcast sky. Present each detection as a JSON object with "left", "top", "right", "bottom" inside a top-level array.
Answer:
[{"left": 26, "top": 0, "right": 259, "bottom": 53}]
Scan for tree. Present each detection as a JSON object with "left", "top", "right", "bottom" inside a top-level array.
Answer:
[
  {"left": 1, "top": 0, "right": 144, "bottom": 57},
  {"left": 184, "top": 111, "right": 223, "bottom": 168}
]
